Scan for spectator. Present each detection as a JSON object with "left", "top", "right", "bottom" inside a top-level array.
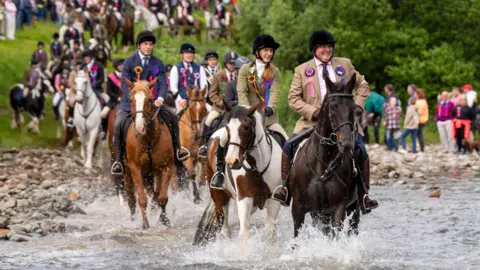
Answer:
[
  {"left": 435, "top": 91, "right": 455, "bottom": 153},
  {"left": 415, "top": 88, "right": 429, "bottom": 154},
  {"left": 14, "top": 0, "right": 32, "bottom": 29},
  {"left": 365, "top": 90, "right": 384, "bottom": 144},
  {"left": 407, "top": 84, "right": 416, "bottom": 100},
  {"left": 36, "top": 0, "right": 44, "bottom": 20},
  {"left": 450, "top": 86, "right": 461, "bottom": 106},
  {"left": 384, "top": 83, "right": 401, "bottom": 107},
  {"left": 399, "top": 97, "right": 419, "bottom": 155},
  {"left": 4, "top": 0, "right": 15, "bottom": 39},
  {"left": 0, "top": 0, "right": 6, "bottom": 40},
  {"left": 383, "top": 96, "right": 402, "bottom": 151},
  {"left": 452, "top": 95, "right": 473, "bottom": 154}
]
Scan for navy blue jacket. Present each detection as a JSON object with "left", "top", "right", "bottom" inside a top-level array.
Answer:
[
  {"left": 176, "top": 61, "right": 200, "bottom": 100},
  {"left": 120, "top": 51, "right": 168, "bottom": 111}
]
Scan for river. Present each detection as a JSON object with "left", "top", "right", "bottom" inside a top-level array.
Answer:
[{"left": 1, "top": 173, "right": 479, "bottom": 270}]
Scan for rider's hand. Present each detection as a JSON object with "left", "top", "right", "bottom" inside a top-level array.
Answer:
[
  {"left": 368, "top": 113, "right": 374, "bottom": 119},
  {"left": 312, "top": 109, "right": 321, "bottom": 120},
  {"left": 179, "top": 99, "right": 187, "bottom": 108},
  {"left": 264, "top": 107, "right": 274, "bottom": 117},
  {"left": 154, "top": 98, "right": 163, "bottom": 107}
]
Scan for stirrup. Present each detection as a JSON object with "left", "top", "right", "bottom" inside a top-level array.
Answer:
[
  {"left": 209, "top": 171, "right": 225, "bottom": 190},
  {"left": 177, "top": 147, "right": 190, "bottom": 161},
  {"left": 111, "top": 161, "right": 124, "bottom": 175},
  {"left": 66, "top": 119, "right": 74, "bottom": 128},
  {"left": 272, "top": 185, "right": 289, "bottom": 205},
  {"left": 198, "top": 145, "right": 207, "bottom": 158}
]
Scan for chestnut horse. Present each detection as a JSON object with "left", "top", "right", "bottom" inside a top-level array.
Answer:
[
  {"left": 124, "top": 79, "right": 174, "bottom": 229},
  {"left": 194, "top": 103, "right": 281, "bottom": 246},
  {"left": 179, "top": 86, "right": 207, "bottom": 204},
  {"left": 290, "top": 74, "right": 359, "bottom": 238}
]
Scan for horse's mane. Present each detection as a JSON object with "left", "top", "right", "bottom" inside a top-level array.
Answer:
[{"left": 129, "top": 81, "right": 153, "bottom": 100}]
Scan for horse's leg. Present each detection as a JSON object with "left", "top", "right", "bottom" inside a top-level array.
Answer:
[
  {"left": 84, "top": 127, "right": 99, "bottom": 169},
  {"left": 347, "top": 203, "right": 360, "bottom": 236},
  {"left": 220, "top": 199, "right": 231, "bottom": 238},
  {"left": 19, "top": 112, "right": 24, "bottom": 125},
  {"left": 10, "top": 111, "right": 18, "bottom": 129},
  {"left": 291, "top": 199, "right": 306, "bottom": 238},
  {"left": 131, "top": 165, "right": 149, "bottom": 229},
  {"left": 124, "top": 166, "right": 137, "bottom": 221},
  {"left": 158, "top": 167, "right": 172, "bottom": 226},
  {"left": 332, "top": 204, "right": 346, "bottom": 238},
  {"left": 265, "top": 199, "right": 281, "bottom": 245},
  {"left": 186, "top": 157, "right": 202, "bottom": 204},
  {"left": 237, "top": 197, "right": 253, "bottom": 246},
  {"left": 31, "top": 116, "right": 40, "bottom": 135}
]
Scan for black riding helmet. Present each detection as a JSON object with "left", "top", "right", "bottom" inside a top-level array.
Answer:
[
  {"left": 30, "top": 60, "right": 39, "bottom": 66},
  {"left": 37, "top": 40, "right": 45, "bottom": 47},
  {"left": 112, "top": 58, "right": 124, "bottom": 69},
  {"left": 309, "top": 30, "right": 335, "bottom": 52},
  {"left": 53, "top": 33, "right": 59, "bottom": 40},
  {"left": 235, "top": 56, "right": 251, "bottom": 69},
  {"left": 204, "top": 50, "right": 218, "bottom": 60},
  {"left": 252, "top": 34, "right": 280, "bottom": 56},
  {"left": 136, "top": 30, "right": 157, "bottom": 46},
  {"left": 223, "top": 51, "right": 239, "bottom": 64},
  {"left": 62, "top": 65, "right": 71, "bottom": 72},
  {"left": 180, "top": 43, "right": 195, "bottom": 53},
  {"left": 82, "top": 49, "right": 94, "bottom": 58}
]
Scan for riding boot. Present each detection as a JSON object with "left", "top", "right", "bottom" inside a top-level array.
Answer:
[
  {"left": 359, "top": 158, "right": 378, "bottom": 214},
  {"left": 111, "top": 126, "right": 124, "bottom": 175},
  {"left": 53, "top": 105, "right": 60, "bottom": 121},
  {"left": 272, "top": 153, "right": 291, "bottom": 206},
  {"left": 100, "top": 117, "right": 108, "bottom": 141},
  {"left": 198, "top": 124, "right": 209, "bottom": 158},
  {"left": 67, "top": 106, "right": 74, "bottom": 127},
  {"left": 210, "top": 145, "right": 226, "bottom": 190}
]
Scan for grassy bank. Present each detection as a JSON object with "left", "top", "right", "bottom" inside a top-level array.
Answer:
[{"left": 0, "top": 21, "right": 440, "bottom": 149}]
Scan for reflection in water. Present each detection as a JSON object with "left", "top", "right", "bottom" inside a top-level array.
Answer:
[{"left": 1, "top": 175, "right": 479, "bottom": 270}]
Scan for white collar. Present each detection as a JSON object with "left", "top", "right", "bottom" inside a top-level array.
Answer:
[
  {"left": 138, "top": 51, "right": 150, "bottom": 59},
  {"left": 115, "top": 71, "right": 122, "bottom": 77},
  {"left": 314, "top": 57, "right": 331, "bottom": 67},
  {"left": 183, "top": 61, "right": 193, "bottom": 67},
  {"left": 87, "top": 60, "right": 94, "bottom": 69},
  {"left": 256, "top": 59, "right": 266, "bottom": 68}
]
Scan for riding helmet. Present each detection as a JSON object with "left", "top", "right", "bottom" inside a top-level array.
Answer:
[
  {"left": 67, "top": 18, "right": 74, "bottom": 25},
  {"left": 53, "top": 33, "right": 59, "bottom": 39},
  {"left": 204, "top": 50, "right": 219, "bottom": 60},
  {"left": 180, "top": 43, "right": 196, "bottom": 53},
  {"left": 30, "top": 60, "right": 39, "bottom": 66},
  {"left": 251, "top": 34, "right": 280, "bottom": 55},
  {"left": 223, "top": 51, "right": 239, "bottom": 64},
  {"left": 166, "top": 64, "right": 173, "bottom": 73},
  {"left": 62, "top": 65, "right": 71, "bottom": 72},
  {"left": 234, "top": 56, "right": 251, "bottom": 69},
  {"left": 112, "top": 58, "right": 124, "bottom": 69},
  {"left": 74, "top": 40, "right": 81, "bottom": 45},
  {"left": 309, "top": 30, "right": 335, "bottom": 52},
  {"left": 37, "top": 40, "right": 45, "bottom": 46},
  {"left": 82, "top": 49, "right": 94, "bottom": 58},
  {"left": 135, "top": 30, "right": 157, "bottom": 46}
]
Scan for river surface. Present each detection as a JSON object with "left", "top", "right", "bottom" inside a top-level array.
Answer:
[{"left": 1, "top": 173, "right": 479, "bottom": 270}]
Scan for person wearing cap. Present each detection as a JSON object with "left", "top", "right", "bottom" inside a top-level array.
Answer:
[
  {"left": 66, "top": 39, "right": 82, "bottom": 66},
  {"left": 31, "top": 41, "right": 49, "bottom": 70},
  {"left": 111, "top": 30, "right": 190, "bottom": 175},
  {"left": 63, "top": 19, "right": 80, "bottom": 51},
  {"left": 88, "top": 17, "right": 110, "bottom": 59},
  {"left": 22, "top": 60, "right": 40, "bottom": 98},
  {"left": 198, "top": 51, "right": 239, "bottom": 158},
  {"left": 271, "top": 30, "right": 377, "bottom": 214},
  {"left": 224, "top": 56, "right": 251, "bottom": 108},
  {"left": 169, "top": 42, "right": 207, "bottom": 114},
  {"left": 65, "top": 60, "right": 85, "bottom": 127},
  {"left": 204, "top": 50, "right": 219, "bottom": 87},
  {"left": 82, "top": 49, "right": 106, "bottom": 101},
  {"left": 98, "top": 58, "right": 124, "bottom": 140},
  {"left": 50, "top": 33, "right": 62, "bottom": 60},
  {"left": 52, "top": 65, "right": 72, "bottom": 121}
]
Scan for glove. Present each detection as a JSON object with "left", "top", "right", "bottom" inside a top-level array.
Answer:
[
  {"left": 312, "top": 109, "right": 321, "bottom": 120},
  {"left": 264, "top": 107, "right": 274, "bottom": 117}
]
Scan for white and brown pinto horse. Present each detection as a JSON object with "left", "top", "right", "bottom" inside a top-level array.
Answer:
[
  {"left": 194, "top": 102, "right": 281, "bottom": 246},
  {"left": 73, "top": 70, "right": 103, "bottom": 169}
]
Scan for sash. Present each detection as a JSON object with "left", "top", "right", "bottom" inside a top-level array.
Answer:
[{"left": 108, "top": 73, "right": 121, "bottom": 89}]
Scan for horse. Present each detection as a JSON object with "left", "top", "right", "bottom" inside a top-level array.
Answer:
[
  {"left": 289, "top": 73, "right": 360, "bottom": 238},
  {"left": 170, "top": 16, "right": 202, "bottom": 41},
  {"left": 204, "top": 10, "right": 233, "bottom": 41},
  {"left": 136, "top": 5, "right": 162, "bottom": 31},
  {"left": 194, "top": 102, "right": 281, "bottom": 246},
  {"left": 178, "top": 86, "right": 207, "bottom": 204},
  {"left": 56, "top": 87, "right": 76, "bottom": 147},
  {"left": 73, "top": 69, "right": 103, "bottom": 169},
  {"left": 103, "top": 5, "right": 120, "bottom": 52},
  {"left": 121, "top": 13, "right": 135, "bottom": 53},
  {"left": 9, "top": 75, "right": 54, "bottom": 135},
  {"left": 107, "top": 104, "right": 126, "bottom": 205},
  {"left": 123, "top": 78, "right": 175, "bottom": 229}
]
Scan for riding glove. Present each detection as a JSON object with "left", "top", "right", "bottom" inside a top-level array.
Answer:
[{"left": 264, "top": 107, "right": 274, "bottom": 117}]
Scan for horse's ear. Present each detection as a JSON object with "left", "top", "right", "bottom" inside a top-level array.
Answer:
[
  {"left": 125, "top": 78, "right": 135, "bottom": 90},
  {"left": 323, "top": 72, "right": 336, "bottom": 93},
  {"left": 148, "top": 77, "right": 159, "bottom": 89},
  {"left": 247, "top": 100, "right": 262, "bottom": 116},
  {"left": 200, "top": 87, "right": 207, "bottom": 98},
  {"left": 345, "top": 73, "right": 357, "bottom": 94},
  {"left": 186, "top": 84, "right": 192, "bottom": 97}
]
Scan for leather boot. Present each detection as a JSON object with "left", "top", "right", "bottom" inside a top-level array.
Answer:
[
  {"left": 358, "top": 159, "right": 378, "bottom": 214},
  {"left": 67, "top": 106, "right": 74, "bottom": 128},
  {"left": 210, "top": 145, "right": 225, "bottom": 190},
  {"left": 100, "top": 117, "right": 108, "bottom": 141},
  {"left": 198, "top": 124, "right": 209, "bottom": 158},
  {"left": 111, "top": 126, "right": 124, "bottom": 175},
  {"left": 167, "top": 111, "right": 190, "bottom": 162},
  {"left": 53, "top": 105, "right": 60, "bottom": 121},
  {"left": 272, "top": 153, "right": 291, "bottom": 206}
]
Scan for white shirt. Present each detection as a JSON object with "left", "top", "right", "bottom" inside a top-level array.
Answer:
[
  {"left": 256, "top": 59, "right": 266, "bottom": 79},
  {"left": 225, "top": 69, "right": 235, "bottom": 82},
  {"left": 170, "top": 62, "right": 207, "bottom": 97},
  {"left": 86, "top": 60, "right": 94, "bottom": 71},
  {"left": 314, "top": 57, "right": 336, "bottom": 101},
  {"left": 138, "top": 51, "right": 150, "bottom": 67},
  {"left": 466, "top": 90, "right": 477, "bottom": 108}
]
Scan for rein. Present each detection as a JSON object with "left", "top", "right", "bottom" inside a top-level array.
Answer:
[
  {"left": 179, "top": 97, "right": 206, "bottom": 141},
  {"left": 76, "top": 80, "right": 98, "bottom": 131}
]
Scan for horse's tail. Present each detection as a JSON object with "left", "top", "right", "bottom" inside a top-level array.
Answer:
[{"left": 193, "top": 199, "right": 220, "bottom": 246}]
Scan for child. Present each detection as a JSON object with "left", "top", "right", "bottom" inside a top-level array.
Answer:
[
  {"left": 383, "top": 97, "right": 402, "bottom": 151},
  {"left": 399, "top": 98, "right": 419, "bottom": 155},
  {"left": 452, "top": 95, "right": 473, "bottom": 154}
]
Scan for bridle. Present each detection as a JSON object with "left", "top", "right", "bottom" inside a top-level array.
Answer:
[{"left": 179, "top": 95, "right": 206, "bottom": 140}]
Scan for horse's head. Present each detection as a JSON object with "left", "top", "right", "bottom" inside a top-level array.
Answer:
[
  {"left": 127, "top": 78, "right": 158, "bottom": 135},
  {"left": 225, "top": 101, "right": 263, "bottom": 169},
  {"left": 185, "top": 85, "right": 207, "bottom": 131},
  {"left": 320, "top": 73, "right": 357, "bottom": 153},
  {"left": 74, "top": 69, "right": 92, "bottom": 104}
]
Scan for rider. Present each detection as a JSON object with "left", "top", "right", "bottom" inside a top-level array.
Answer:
[
  {"left": 214, "top": 0, "right": 227, "bottom": 28},
  {"left": 169, "top": 43, "right": 207, "bottom": 114},
  {"left": 63, "top": 19, "right": 81, "bottom": 52},
  {"left": 66, "top": 40, "right": 83, "bottom": 66},
  {"left": 31, "top": 41, "right": 49, "bottom": 71},
  {"left": 88, "top": 18, "right": 111, "bottom": 59},
  {"left": 198, "top": 51, "right": 239, "bottom": 158},
  {"left": 52, "top": 65, "right": 71, "bottom": 121},
  {"left": 173, "top": 0, "right": 194, "bottom": 25},
  {"left": 224, "top": 56, "right": 251, "bottom": 108},
  {"left": 82, "top": 49, "right": 107, "bottom": 103},
  {"left": 204, "top": 50, "right": 219, "bottom": 91},
  {"left": 271, "top": 30, "right": 379, "bottom": 213},
  {"left": 65, "top": 60, "right": 84, "bottom": 127},
  {"left": 99, "top": 58, "right": 124, "bottom": 140},
  {"left": 22, "top": 60, "right": 40, "bottom": 98},
  {"left": 210, "top": 34, "right": 287, "bottom": 189},
  {"left": 111, "top": 30, "right": 190, "bottom": 175}
]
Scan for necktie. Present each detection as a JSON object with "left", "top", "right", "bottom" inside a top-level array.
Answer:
[
  {"left": 229, "top": 73, "right": 233, "bottom": 82},
  {"left": 143, "top": 57, "right": 149, "bottom": 69},
  {"left": 321, "top": 63, "right": 329, "bottom": 78},
  {"left": 186, "top": 63, "right": 191, "bottom": 76}
]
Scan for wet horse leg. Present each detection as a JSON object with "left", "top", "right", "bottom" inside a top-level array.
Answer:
[
  {"left": 332, "top": 204, "right": 346, "bottom": 237},
  {"left": 291, "top": 200, "right": 306, "bottom": 238},
  {"left": 156, "top": 167, "right": 172, "bottom": 226},
  {"left": 264, "top": 199, "right": 280, "bottom": 245},
  {"left": 186, "top": 157, "right": 202, "bottom": 204},
  {"left": 131, "top": 165, "right": 150, "bottom": 229},
  {"left": 237, "top": 197, "right": 253, "bottom": 246},
  {"left": 124, "top": 166, "right": 136, "bottom": 221}
]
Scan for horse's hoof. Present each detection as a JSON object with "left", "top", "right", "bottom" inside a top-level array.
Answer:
[
  {"left": 290, "top": 243, "right": 299, "bottom": 250},
  {"left": 193, "top": 197, "right": 202, "bottom": 205},
  {"left": 160, "top": 213, "right": 170, "bottom": 227},
  {"left": 142, "top": 222, "right": 149, "bottom": 230}
]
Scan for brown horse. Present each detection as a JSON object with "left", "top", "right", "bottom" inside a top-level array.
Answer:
[
  {"left": 171, "top": 17, "right": 202, "bottom": 41},
  {"left": 107, "top": 105, "right": 125, "bottom": 202},
  {"left": 104, "top": 5, "right": 120, "bottom": 52},
  {"left": 121, "top": 14, "right": 135, "bottom": 53},
  {"left": 289, "top": 74, "right": 360, "bottom": 238},
  {"left": 124, "top": 79, "right": 174, "bottom": 229}
]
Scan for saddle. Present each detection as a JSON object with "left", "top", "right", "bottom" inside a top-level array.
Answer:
[{"left": 266, "top": 128, "right": 286, "bottom": 149}]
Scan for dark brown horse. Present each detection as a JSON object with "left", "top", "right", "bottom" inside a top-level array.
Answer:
[
  {"left": 107, "top": 105, "right": 124, "bottom": 203},
  {"left": 171, "top": 16, "right": 202, "bottom": 41},
  {"left": 104, "top": 5, "right": 120, "bottom": 52},
  {"left": 124, "top": 79, "right": 174, "bottom": 229},
  {"left": 289, "top": 73, "right": 360, "bottom": 238},
  {"left": 121, "top": 14, "right": 135, "bottom": 53}
]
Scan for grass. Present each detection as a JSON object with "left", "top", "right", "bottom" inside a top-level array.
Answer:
[{"left": 0, "top": 21, "right": 441, "bottom": 149}]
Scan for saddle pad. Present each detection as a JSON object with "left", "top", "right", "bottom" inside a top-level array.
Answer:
[{"left": 266, "top": 128, "right": 286, "bottom": 149}]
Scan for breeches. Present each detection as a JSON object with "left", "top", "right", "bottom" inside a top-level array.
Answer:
[{"left": 205, "top": 110, "right": 220, "bottom": 127}]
